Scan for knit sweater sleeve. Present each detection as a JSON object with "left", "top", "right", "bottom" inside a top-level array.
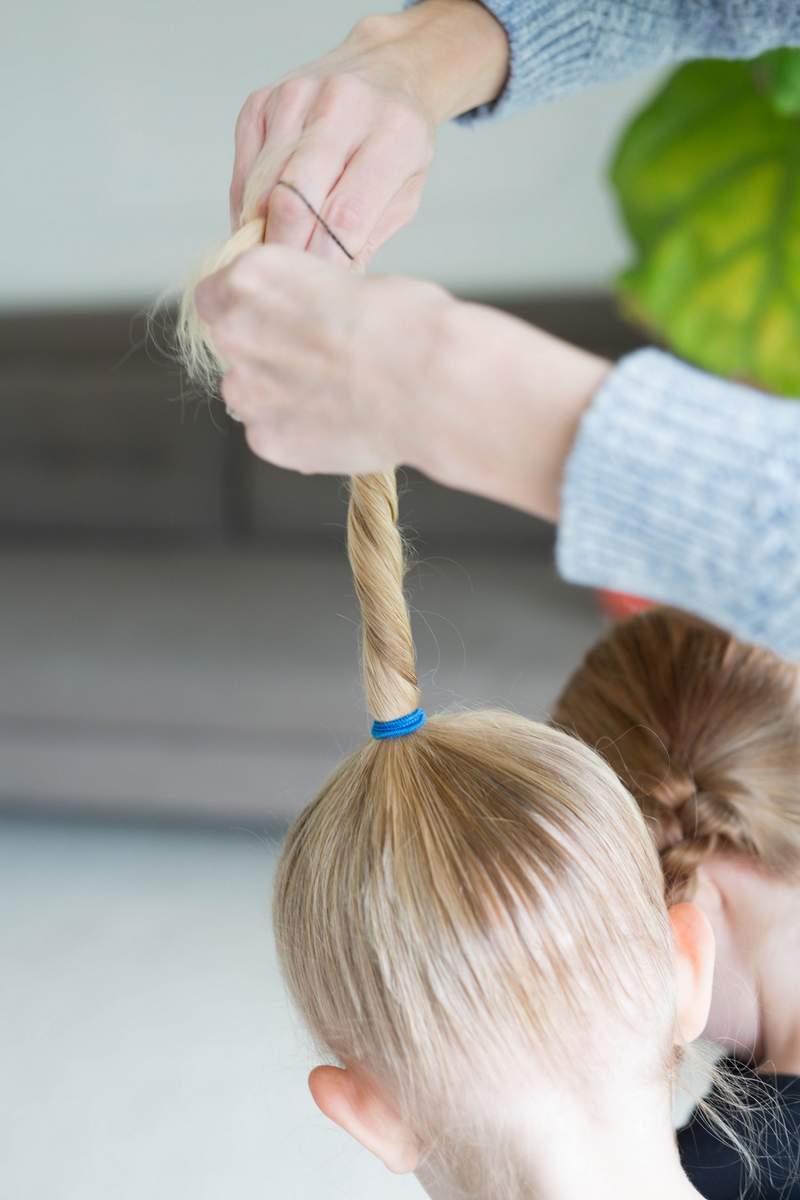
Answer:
[
  {"left": 403, "top": 2, "right": 800, "bottom": 121},
  {"left": 556, "top": 349, "right": 800, "bottom": 659}
]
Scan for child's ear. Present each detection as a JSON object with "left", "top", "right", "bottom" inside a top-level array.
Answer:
[
  {"left": 308, "top": 1065, "right": 420, "bottom": 1174},
  {"left": 669, "top": 902, "right": 716, "bottom": 1044}
]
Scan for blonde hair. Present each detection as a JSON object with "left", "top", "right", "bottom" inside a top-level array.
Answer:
[
  {"left": 178, "top": 162, "right": 691, "bottom": 1192},
  {"left": 552, "top": 607, "right": 800, "bottom": 905},
  {"left": 272, "top": 484, "right": 679, "bottom": 1187}
]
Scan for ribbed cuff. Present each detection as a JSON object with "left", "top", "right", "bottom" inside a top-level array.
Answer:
[
  {"left": 456, "top": 1, "right": 594, "bottom": 122},
  {"left": 556, "top": 348, "right": 800, "bottom": 659},
  {"left": 461, "top": 2, "right": 800, "bottom": 122}
]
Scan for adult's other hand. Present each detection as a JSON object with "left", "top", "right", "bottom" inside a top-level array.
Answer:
[
  {"left": 195, "top": 244, "right": 451, "bottom": 473},
  {"left": 194, "top": 243, "right": 609, "bottom": 522},
  {"left": 229, "top": 0, "right": 509, "bottom": 266}
]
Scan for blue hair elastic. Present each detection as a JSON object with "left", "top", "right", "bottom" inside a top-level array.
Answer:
[{"left": 371, "top": 708, "right": 427, "bottom": 740}]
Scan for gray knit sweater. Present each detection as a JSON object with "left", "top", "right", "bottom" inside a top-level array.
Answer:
[
  {"left": 456, "top": 1, "right": 800, "bottom": 121},
  {"left": 416, "top": 1, "right": 800, "bottom": 657}
]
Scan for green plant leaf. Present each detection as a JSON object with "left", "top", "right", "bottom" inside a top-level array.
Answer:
[
  {"left": 758, "top": 48, "right": 800, "bottom": 116},
  {"left": 611, "top": 59, "right": 800, "bottom": 395}
]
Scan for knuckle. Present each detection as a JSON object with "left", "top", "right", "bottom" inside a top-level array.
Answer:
[
  {"left": 401, "top": 188, "right": 424, "bottom": 223},
  {"left": 316, "top": 71, "right": 366, "bottom": 117},
  {"left": 245, "top": 87, "right": 269, "bottom": 112},
  {"left": 268, "top": 184, "right": 310, "bottom": 228},
  {"left": 236, "top": 89, "right": 266, "bottom": 134},
  {"left": 349, "top": 14, "right": 393, "bottom": 44},
  {"left": 227, "top": 249, "right": 265, "bottom": 295},
  {"left": 275, "top": 75, "right": 314, "bottom": 112},
  {"left": 382, "top": 102, "right": 425, "bottom": 142},
  {"left": 418, "top": 278, "right": 450, "bottom": 308},
  {"left": 326, "top": 192, "right": 368, "bottom": 235}
]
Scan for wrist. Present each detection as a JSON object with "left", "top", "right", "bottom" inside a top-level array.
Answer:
[
  {"left": 347, "top": 2, "right": 509, "bottom": 125},
  {"left": 414, "top": 300, "right": 611, "bottom": 522}
]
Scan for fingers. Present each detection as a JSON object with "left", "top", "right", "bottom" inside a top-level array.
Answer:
[
  {"left": 230, "top": 89, "right": 269, "bottom": 229},
  {"left": 240, "top": 82, "right": 319, "bottom": 223},
  {"left": 221, "top": 364, "right": 273, "bottom": 425},
  {"left": 303, "top": 134, "right": 405, "bottom": 264},
  {"left": 195, "top": 247, "right": 270, "bottom": 328},
  {"left": 230, "top": 79, "right": 314, "bottom": 229},
  {"left": 310, "top": 145, "right": 429, "bottom": 266},
  {"left": 194, "top": 264, "right": 238, "bottom": 327},
  {"left": 264, "top": 134, "right": 354, "bottom": 251},
  {"left": 224, "top": 381, "right": 321, "bottom": 474},
  {"left": 195, "top": 244, "right": 320, "bottom": 354},
  {"left": 360, "top": 173, "right": 427, "bottom": 263},
  {"left": 243, "top": 421, "right": 310, "bottom": 474},
  {"left": 230, "top": 66, "right": 434, "bottom": 264}
]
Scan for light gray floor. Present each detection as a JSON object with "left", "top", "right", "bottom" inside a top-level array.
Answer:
[
  {"left": 0, "top": 819, "right": 422, "bottom": 1200},
  {"left": 0, "top": 545, "right": 607, "bottom": 1200}
]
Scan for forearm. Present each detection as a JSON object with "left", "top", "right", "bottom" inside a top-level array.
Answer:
[
  {"left": 348, "top": 0, "right": 509, "bottom": 123},
  {"left": 415, "top": 303, "right": 800, "bottom": 658},
  {"left": 403, "top": 1, "right": 800, "bottom": 122},
  {"left": 413, "top": 300, "right": 610, "bottom": 521}
]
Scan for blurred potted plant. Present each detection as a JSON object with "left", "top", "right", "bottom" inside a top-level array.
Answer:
[{"left": 599, "top": 48, "right": 800, "bottom": 620}]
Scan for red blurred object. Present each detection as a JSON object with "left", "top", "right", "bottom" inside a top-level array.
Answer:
[{"left": 597, "top": 589, "right": 654, "bottom": 621}]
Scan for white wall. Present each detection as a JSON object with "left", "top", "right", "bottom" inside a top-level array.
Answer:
[{"left": 4, "top": 0, "right": 661, "bottom": 308}]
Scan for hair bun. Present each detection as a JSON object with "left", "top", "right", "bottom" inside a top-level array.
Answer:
[{"left": 552, "top": 607, "right": 800, "bottom": 902}]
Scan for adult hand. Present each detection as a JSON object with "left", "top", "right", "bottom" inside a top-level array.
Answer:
[
  {"left": 193, "top": 243, "right": 610, "bottom": 521},
  {"left": 194, "top": 244, "right": 451, "bottom": 474},
  {"left": 229, "top": 1, "right": 509, "bottom": 265}
]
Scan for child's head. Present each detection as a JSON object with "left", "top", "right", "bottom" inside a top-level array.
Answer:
[
  {"left": 552, "top": 606, "right": 800, "bottom": 1057},
  {"left": 271, "top": 478, "right": 713, "bottom": 1193}
]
